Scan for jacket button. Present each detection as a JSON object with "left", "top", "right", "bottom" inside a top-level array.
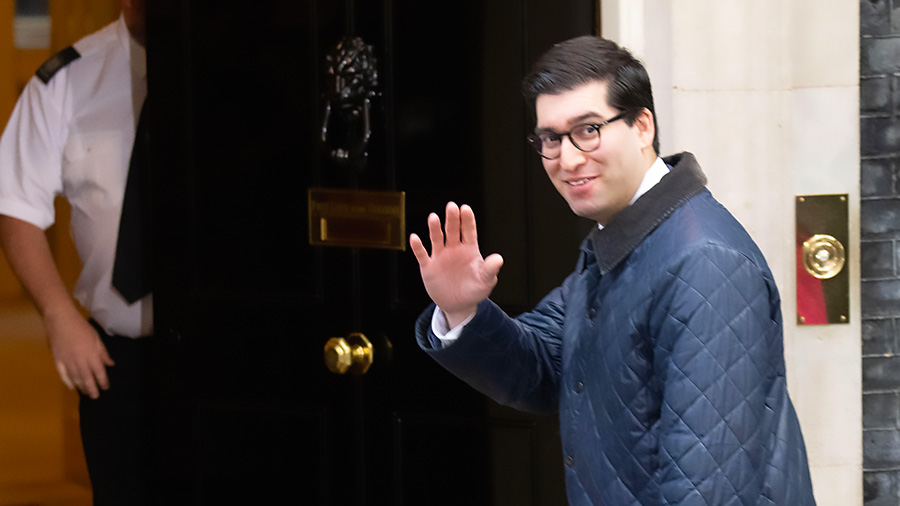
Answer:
[
  {"left": 565, "top": 455, "right": 574, "bottom": 467},
  {"left": 574, "top": 381, "right": 584, "bottom": 393},
  {"left": 588, "top": 308, "right": 596, "bottom": 319}
]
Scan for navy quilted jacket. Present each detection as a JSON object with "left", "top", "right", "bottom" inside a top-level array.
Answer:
[{"left": 416, "top": 153, "right": 816, "bottom": 505}]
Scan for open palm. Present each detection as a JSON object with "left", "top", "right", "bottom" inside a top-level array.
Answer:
[{"left": 410, "top": 202, "right": 504, "bottom": 328}]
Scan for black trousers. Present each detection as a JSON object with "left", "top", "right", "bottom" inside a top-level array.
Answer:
[{"left": 79, "top": 321, "right": 156, "bottom": 506}]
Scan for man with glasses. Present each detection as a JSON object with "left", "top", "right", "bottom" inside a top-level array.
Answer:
[{"left": 410, "top": 36, "right": 817, "bottom": 505}]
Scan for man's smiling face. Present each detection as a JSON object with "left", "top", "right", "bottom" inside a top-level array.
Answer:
[{"left": 535, "top": 80, "right": 655, "bottom": 226}]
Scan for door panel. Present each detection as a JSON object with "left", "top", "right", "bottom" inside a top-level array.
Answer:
[
  {"left": 149, "top": 1, "right": 594, "bottom": 504},
  {"left": 194, "top": 404, "right": 329, "bottom": 504}
]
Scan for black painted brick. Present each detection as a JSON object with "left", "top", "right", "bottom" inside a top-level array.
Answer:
[
  {"left": 866, "top": 429, "right": 900, "bottom": 469},
  {"left": 864, "top": 356, "right": 900, "bottom": 391},
  {"left": 894, "top": 1, "right": 900, "bottom": 35},
  {"left": 862, "top": 76, "right": 892, "bottom": 114},
  {"left": 863, "top": 240, "right": 896, "bottom": 278},
  {"left": 895, "top": 75, "right": 900, "bottom": 116},
  {"left": 863, "top": 4, "right": 900, "bottom": 500},
  {"left": 862, "top": 117, "right": 900, "bottom": 156},
  {"left": 862, "top": 37, "right": 900, "bottom": 75},
  {"left": 862, "top": 158, "right": 894, "bottom": 197},
  {"left": 862, "top": 0, "right": 891, "bottom": 36},
  {"left": 865, "top": 392, "right": 900, "bottom": 429},
  {"left": 859, "top": 0, "right": 891, "bottom": 36},
  {"left": 862, "top": 199, "right": 900, "bottom": 237},
  {"left": 865, "top": 470, "right": 900, "bottom": 506},
  {"left": 863, "top": 318, "right": 896, "bottom": 355},
  {"left": 896, "top": 158, "right": 900, "bottom": 194},
  {"left": 863, "top": 280, "right": 900, "bottom": 318},
  {"left": 896, "top": 240, "right": 900, "bottom": 274}
]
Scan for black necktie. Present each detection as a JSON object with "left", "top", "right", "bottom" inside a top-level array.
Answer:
[{"left": 112, "top": 99, "right": 151, "bottom": 303}]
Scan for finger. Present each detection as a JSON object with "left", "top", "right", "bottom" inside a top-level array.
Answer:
[
  {"left": 94, "top": 364, "right": 111, "bottom": 392},
  {"left": 81, "top": 377, "right": 100, "bottom": 399},
  {"left": 483, "top": 253, "right": 504, "bottom": 279},
  {"left": 444, "top": 202, "right": 461, "bottom": 245},
  {"left": 409, "top": 233, "right": 431, "bottom": 267},
  {"left": 100, "top": 344, "right": 115, "bottom": 368},
  {"left": 459, "top": 204, "right": 477, "bottom": 244},
  {"left": 55, "top": 361, "right": 75, "bottom": 390},
  {"left": 77, "top": 363, "right": 101, "bottom": 399},
  {"left": 93, "top": 351, "right": 112, "bottom": 392},
  {"left": 426, "top": 213, "right": 444, "bottom": 255}
]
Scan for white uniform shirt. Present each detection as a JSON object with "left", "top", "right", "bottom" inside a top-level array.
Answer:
[{"left": 0, "top": 15, "right": 151, "bottom": 338}]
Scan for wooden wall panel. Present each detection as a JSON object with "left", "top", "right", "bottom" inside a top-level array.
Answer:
[
  {"left": 49, "top": 0, "right": 120, "bottom": 51},
  {"left": 0, "top": 0, "right": 24, "bottom": 301}
]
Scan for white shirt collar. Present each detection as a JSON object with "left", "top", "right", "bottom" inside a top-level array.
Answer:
[
  {"left": 598, "top": 156, "right": 670, "bottom": 229},
  {"left": 630, "top": 156, "right": 669, "bottom": 205}
]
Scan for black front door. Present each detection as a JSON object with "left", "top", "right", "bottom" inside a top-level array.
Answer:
[{"left": 148, "top": 1, "right": 595, "bottom": 504}]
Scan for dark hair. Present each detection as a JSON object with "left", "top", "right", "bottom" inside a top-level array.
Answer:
[{"left": 522, "top": 36, "right": 659, "bottom": 154}]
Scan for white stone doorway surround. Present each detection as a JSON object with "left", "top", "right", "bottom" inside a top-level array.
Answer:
[{"left": 599, "top": 1, "right": 862, "bottom": 505}]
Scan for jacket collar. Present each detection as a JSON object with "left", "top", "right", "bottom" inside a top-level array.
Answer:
[{"left": 580, "top": 152, "right": 708, "bottom": 275}]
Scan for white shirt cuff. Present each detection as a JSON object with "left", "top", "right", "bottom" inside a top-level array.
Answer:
[{"left": 431, "top": 307, "right": 476, "bottom": 347}]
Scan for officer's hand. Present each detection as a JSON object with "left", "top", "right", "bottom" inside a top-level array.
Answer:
[
  {"left": 410, "top": 202, "right": 503, "bottom": 328},
  {"left": 44, "top": 311, "right": 114, "bottom": 399}
]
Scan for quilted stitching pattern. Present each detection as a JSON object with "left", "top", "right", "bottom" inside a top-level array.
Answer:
[
  {"left": 417, "top": 182, "right": 815, "bottom": 506},
  {"left": 553, "top": 194, "right": 814, "bottom": 506},
  {"left": 655, "top": 245, "right": 773, "bottom": 505}
]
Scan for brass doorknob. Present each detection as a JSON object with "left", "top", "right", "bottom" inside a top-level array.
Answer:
[
  {"left": 324, "top": 332, "right": 373, "bottom": 374},
  {"left": 802, "top": 234, "right": 846, "bottom": 280}
]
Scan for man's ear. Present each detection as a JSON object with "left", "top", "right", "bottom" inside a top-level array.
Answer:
[{"left": 634, "top": 108, "right": 655, "bottom": 150}]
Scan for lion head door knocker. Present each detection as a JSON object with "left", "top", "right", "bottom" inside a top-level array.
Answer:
[{"left": 321, "top": 37, "right": 380, "bottom": 171}]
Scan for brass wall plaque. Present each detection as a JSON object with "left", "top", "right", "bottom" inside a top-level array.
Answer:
[
  {"left": 308, "top": 188, "right": 405, "bottom": 250},
  {"left": 795, "top": 194, "right": 849, "bottom": 325}
]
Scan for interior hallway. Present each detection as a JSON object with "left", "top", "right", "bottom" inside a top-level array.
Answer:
[{"left": 0, "top": 302, "right": 91, "bottom": 506}]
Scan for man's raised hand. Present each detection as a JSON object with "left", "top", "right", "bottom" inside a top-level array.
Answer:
[{"left": 409, "top": 202, "right": 503, "bottom": 328}]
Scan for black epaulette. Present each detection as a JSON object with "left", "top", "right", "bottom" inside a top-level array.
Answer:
[{"left": 35, "top": 46, "right": 81, "bottom": 84}]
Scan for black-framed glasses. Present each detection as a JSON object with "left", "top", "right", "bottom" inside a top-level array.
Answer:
[{"left": 527, "top": 111, "right": 629, "bottom": 160}]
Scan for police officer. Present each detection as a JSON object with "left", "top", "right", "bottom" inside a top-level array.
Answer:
[{"left": 0, "top": 1, "right": 155, "bottom": 504}]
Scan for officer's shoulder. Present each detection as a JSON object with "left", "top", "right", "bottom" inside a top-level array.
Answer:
[
  {"left": 35, "top": 46, "right": 81, "bottom": 85},
  {"left": 33, "top": 17, "right": 120, "bottom": 85}
]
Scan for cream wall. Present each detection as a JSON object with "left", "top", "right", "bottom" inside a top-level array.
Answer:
[{"left": 601, "top": 1, "right": 862, "bottom": 505}]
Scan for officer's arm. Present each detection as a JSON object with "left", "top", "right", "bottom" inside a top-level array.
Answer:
[{"left": 0, "top": 215, "right": 113, "bottom": 399}]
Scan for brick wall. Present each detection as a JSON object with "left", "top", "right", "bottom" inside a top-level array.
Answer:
[{"left": 862, "top": 0, "right": 900, "bottom": 504}]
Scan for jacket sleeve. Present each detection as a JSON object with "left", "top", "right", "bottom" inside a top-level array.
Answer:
[
  {"left": 650, "top": 243, "right": 783, "bottom": 505},
  {"left": 414, "top": 274, "right": 571, "bottom": 415}
]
